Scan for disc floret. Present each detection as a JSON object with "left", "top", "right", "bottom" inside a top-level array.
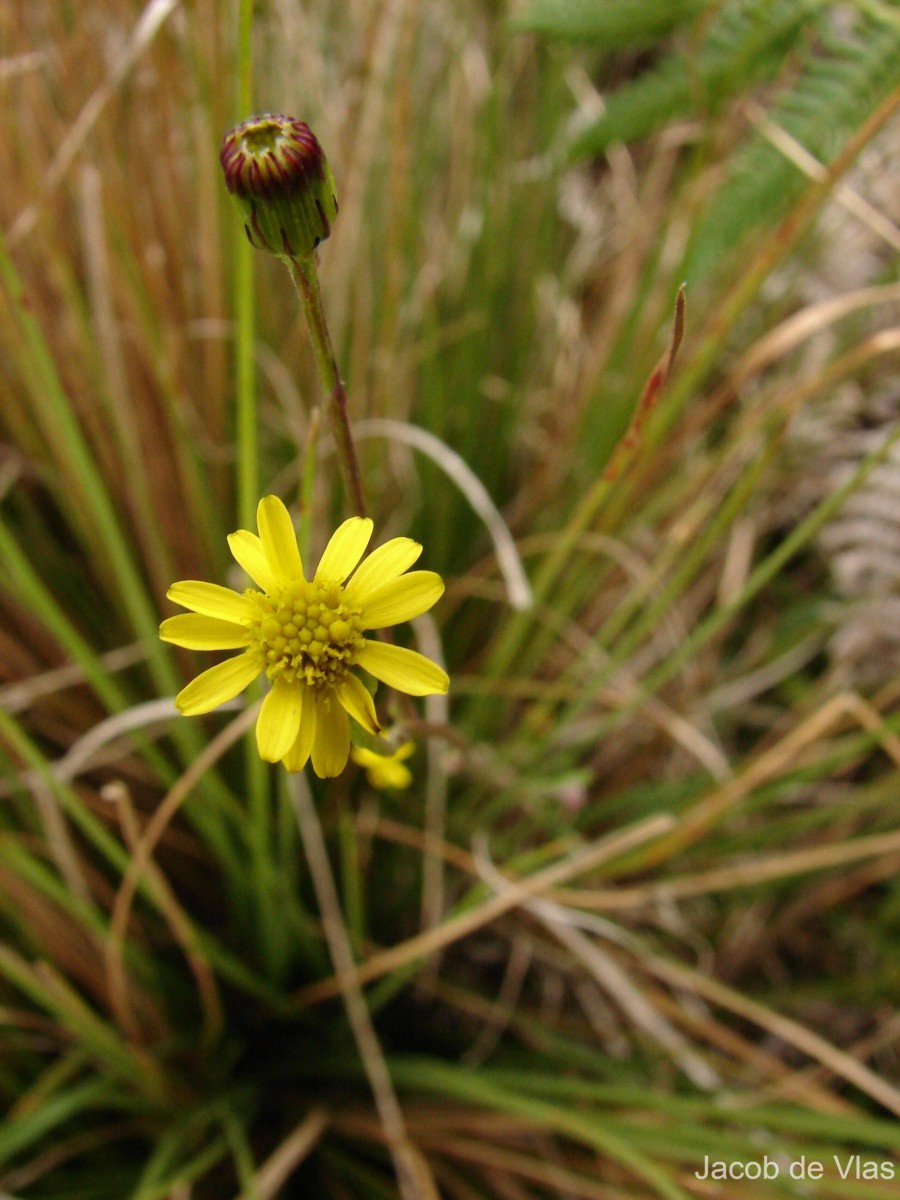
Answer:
[{"left": 248, "top": 578, "right": 364, "bottom": 689}]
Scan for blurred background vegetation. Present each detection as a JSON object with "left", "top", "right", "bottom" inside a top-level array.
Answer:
[{"left": 1, "top": 0, "right": 899, "bottom": 1196}]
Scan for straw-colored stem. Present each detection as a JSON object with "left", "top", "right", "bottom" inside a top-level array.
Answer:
[{"left": 288, "top": 773, "right": 437, "bottom": 1200}]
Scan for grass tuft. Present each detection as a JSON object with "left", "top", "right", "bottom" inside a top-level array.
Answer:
[{"left": 1, "top": 1, "right": 899, "bottom": 1196}]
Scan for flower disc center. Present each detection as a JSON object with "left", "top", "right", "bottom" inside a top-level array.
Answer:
[
  {"left": 250, "top": 578, "right": 362, "bottom": 688},
  {"left": 241, "top": 118, "right": 284, "bottom": 155}
]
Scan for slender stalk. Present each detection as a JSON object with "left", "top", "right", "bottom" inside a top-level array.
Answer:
[
  {"left": 235, "top": 236, "right": 258, "bottom": 531},
  {"left": 287, "top": 255, "right": 368, "bottom": 517},
  {"left": 297, "top": 406, "right": 321, "bottom": 563},
  {"left": 234, "top": 0, "right": 258, "bottom": 530},
  {"left": 231, "top": 1, "right": 273, "bottom": 963}
]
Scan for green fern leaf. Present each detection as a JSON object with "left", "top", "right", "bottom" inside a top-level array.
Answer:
[
  {"left": 514, "top": 0, "right": 705, "bottom": 48},
  {"left": 684, "top": 15, "right": 900, "bottom": 279},
  {"left": 566, "top": 0, "right": 818, "bottom": 158}
]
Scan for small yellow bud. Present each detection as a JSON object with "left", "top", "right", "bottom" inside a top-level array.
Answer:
[
  {"left": 351, "top": 742, "right": 416, "bottom": 791},
  {"left": 220, "top": 113, "right": 339, "bottom": 259}
]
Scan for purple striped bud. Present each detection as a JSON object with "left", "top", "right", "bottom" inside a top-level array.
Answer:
[{"left": 220, "top": 114, "right": 338, "bottom": 259}]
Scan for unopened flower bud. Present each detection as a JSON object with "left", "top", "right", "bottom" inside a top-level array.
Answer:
[{"left": 220, "top": 114, "right": 338, "bottom": 259}]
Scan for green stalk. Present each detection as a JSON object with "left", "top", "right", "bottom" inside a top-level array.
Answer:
[
  {"left": 234, "top": 0, "right": 258, "bottom": 531},
  {"left": 228, "top": 0, "right": 280, "bottom": 972},
  {"left": 287, "top": 255, "right": 368, "bottom": 517},
  {"left": 297, "top": 405, "right": 321, "bottom": 561},
  {"left": 234, "top": 233, "right": 257, "bottom": 532}
]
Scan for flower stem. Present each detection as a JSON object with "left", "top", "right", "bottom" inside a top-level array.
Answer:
[
  {"left": 287, "top": 255, "right": 368, "bottom": 518},
  {"left": 233, "top": 0, "right": 258, "bottom": 531}
]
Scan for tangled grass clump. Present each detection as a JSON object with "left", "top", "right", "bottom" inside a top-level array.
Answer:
[{"left": 1, "top": 1, "right": 899, "bottom": 1196}]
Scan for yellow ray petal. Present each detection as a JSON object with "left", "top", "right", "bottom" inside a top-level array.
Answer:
[
  {"left": 335, "top": 673, "right": 380, "bottom": 735},
  {"left": 357, "top": 571, "right": 444, "bottom": 629},
  {"left": 256, "top": 681, "right": 303, "bottom": 762},
  {"left": 257, "top": 495, "right": 304, "bottom": 580},
  {"left": 174, "top": 653, "right": 260, "bottom": 715},
  {"left": 346, "top": 537, "right": 422, "bottom": 600},
  {"left": 167, "top": 581, "right": 256, "bottom": 623},
  {"left": 310, "top": 692, "right": 351, "bottom": 778},
  {"left": 283, "top": 701, "right": 316, "bottom": 773},
  {"left": 228, "top": 529, "right": 279, "bottom": 593},
  {"left": 315, "top": 516, "right": 373, "bottom": 583},
  {"left": 159, "top": 613, "right": 252, "bottom": 650},
  {"left": 355, "top": 640, "right": 449, "bottom": 697}
]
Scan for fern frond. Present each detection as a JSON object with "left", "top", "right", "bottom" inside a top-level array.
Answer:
[
  {"left": 514, "top": 0, "right": 705, "bottom": 48},
  {"left": 565, "top": 0, "right": 818, "bottom": 157},
  {"left": 684, "top": 13, "right": 900, "bottom": 279},
  {"left": 789, "top": 386, "right": 900, "bottom": 686}
]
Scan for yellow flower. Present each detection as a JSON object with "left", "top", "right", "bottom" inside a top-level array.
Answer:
[
  {"left": 160, "top": 497, "right": 448, "bottom": 778},
  {"left": 350, "top": 741, "right": 415, "bottom": 791}
]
